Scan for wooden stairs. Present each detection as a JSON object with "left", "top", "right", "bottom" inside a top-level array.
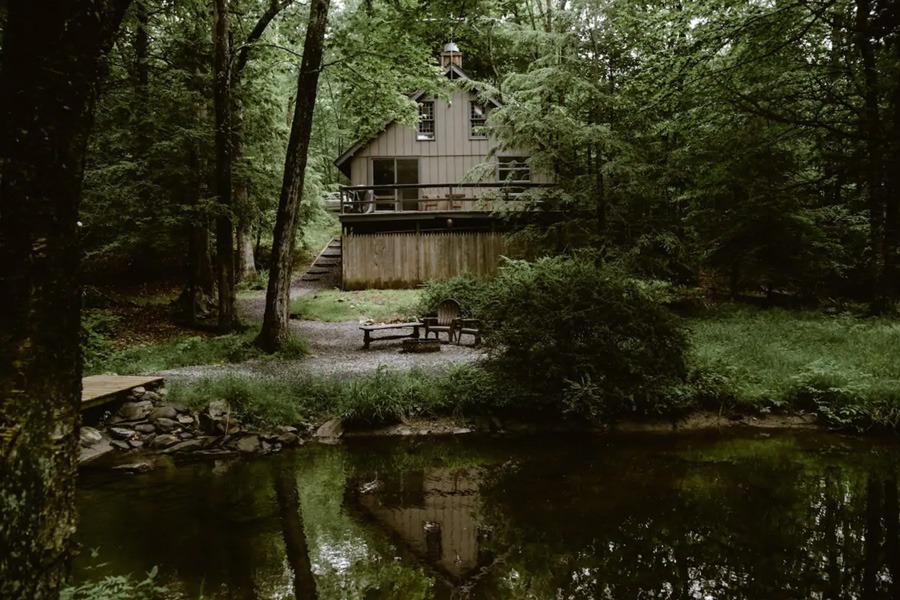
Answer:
[{"left": 301, "top": 237, "right": 341, "bottom": 284}]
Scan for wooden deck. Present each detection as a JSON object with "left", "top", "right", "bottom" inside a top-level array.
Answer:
[{"left": 81, "top": 375, "right": 163, "bottom": 410}]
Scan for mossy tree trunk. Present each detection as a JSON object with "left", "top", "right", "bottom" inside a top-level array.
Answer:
[
  {"left": 0, "top": 1, "right": 131, "bottom": 597},
  {"left": 256, "top": 0, "right": 330, "bottom": 352}
]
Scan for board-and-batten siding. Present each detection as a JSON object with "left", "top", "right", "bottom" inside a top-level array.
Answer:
[
  {"left": 342, "top": 232, "right": 510, "bottom": 290},
  {"left": 349, "top": 90, "right": 547, "bottom": 186}
]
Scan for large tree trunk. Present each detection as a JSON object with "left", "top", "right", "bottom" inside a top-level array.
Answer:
[
  {"left": 213, "top": 0, "right": 240, "bottom": 332},
  {"left": 234, "top": 102, "right": 258, "bottom": 282},
  {"left": 237, "top": 221, "right": 258, "bottom": 281},
  {"left": 883, "top": 26, "right": 900, "bottom": 310},
  {"left": 854, "top": 0, "right": 889, "bottom": 309},
  {"left": 183, "top": 19, "right": 215, "bottom": 327},
  {"left": 0, "top": 1, "right": 131, "bottom": 597},
  {"left": 256, "top": 0, "right": 330, "bottom": 352}
]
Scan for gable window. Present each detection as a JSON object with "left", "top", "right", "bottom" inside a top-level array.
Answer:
[
  {"left": 470, "top": 102, "right": 487, "bottom": 139},
  {"left": 417, "top": 102, "right": 435, "bottom": 141}
]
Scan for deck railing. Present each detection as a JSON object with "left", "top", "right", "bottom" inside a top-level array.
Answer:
[{"left": 338, "top": 182, "right": 554, "bottom": 214}]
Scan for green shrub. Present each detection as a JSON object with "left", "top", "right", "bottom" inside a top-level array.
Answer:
[
  {"left": 81, "top": 310, "right": 119, "bottom": 373},
  {"left": 169, "top": 364, "right": 506, "bottom": 428},
  {"left": 418, "top": 273, "right": 493, "bottom": 319},
  {"left": 171, "top": 373, "right": 313, "bottom": 427},
  {"left": 481, "top": 256, "right": 689, "bottom": 422},
  {"left": 688, "top": 305, "right": 900, "bottom": 426},
  {"left": 788, "top": 360, "right": 900, "bottom": 431},
  {"left": 61, "top": 567, "right": 167, "bottom": 600}
]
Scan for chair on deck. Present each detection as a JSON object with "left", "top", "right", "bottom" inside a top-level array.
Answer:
[
  {"left": 423, "top": 298, "right": 460, "bottom": 343},
  {"left": 419, "top": 196, "right": 440, "bottom": 211}
]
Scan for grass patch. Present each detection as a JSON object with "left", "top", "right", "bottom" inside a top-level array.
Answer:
[
  {"left": 291, "top": 289, "right": 421, "bottom": 322},
  {"left": 687, "top": 305, "right": 900, "bottom": 429},
  {"left": 87, "top": 331, "right": 309, "bottom": 376},
  {"left": 168, "top": 364, "right": 501, "bottom": 428}
]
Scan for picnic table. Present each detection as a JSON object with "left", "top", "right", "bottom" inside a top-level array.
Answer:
[{"left": 360, "top": 322, "right": 424, "bottom": 349}]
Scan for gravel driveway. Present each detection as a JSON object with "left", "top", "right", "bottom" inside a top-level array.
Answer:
[{"left": 159, "top": 279, "right": 482, "bottom": 382}]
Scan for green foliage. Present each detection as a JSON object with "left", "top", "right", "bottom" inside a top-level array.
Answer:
[
  {"left": 236, "top": 268, "right": 269, "bottom": 292},
  {"left": 171, "top": 373, "right": 312, "bottom": 427},
  {"left": 291, "top": 289, "right": 421, "bottom": 322},
  {"left": 688, "top": 306, "right": 900, "bottom": 428},
  {"left": 61, "top": 567, "right": 167, "bottom": 600},
  {"left": 481, "top": 256, "right": 689, "bottom": 422},
  {"left": 88, "top": 331, "right": 308, "bottom": 375},
  {"left": 417, "top": 273, "right": 493, "bottom": 319},
  {"left": 169, "top": 363, "right": 503, "bottom": 427},
  {"left": 81, "top": 310, "right": 119, "bottom": 374}
]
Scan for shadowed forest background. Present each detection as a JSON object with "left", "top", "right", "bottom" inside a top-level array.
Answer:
[
  {"left": 1, "top": 0, "right": 900, "bottom": 597},
  {"left": 77, "top": 0, "right": 899, "bottom": 312}
]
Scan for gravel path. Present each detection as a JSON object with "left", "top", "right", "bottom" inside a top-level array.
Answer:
[{"left": 159, "top": 277, "right": 482, "bottom": 383}]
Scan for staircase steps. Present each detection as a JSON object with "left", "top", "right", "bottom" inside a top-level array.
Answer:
[{"left": 300, "top": 238, "right": 341, "bottom": 283}]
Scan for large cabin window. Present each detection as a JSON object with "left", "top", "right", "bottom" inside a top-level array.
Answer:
[
  {"left": 498, "top": 157, "right": 530, "bottom": 182},
  {"left": 469, "top": 102, "right": 487, "bottom": 139},
  {"left": 498, "top": 156, "right": 530, "bottom": 198},
  {"left": 373, "top": 158, "right": 419, "bottom": 211},
  {"left": 417, "top": 102, "right": 435, "bottom": 141}
]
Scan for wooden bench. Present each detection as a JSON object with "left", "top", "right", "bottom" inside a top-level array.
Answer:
[{"left": 360, "top": 322, "right": 424, "bottom": 349}]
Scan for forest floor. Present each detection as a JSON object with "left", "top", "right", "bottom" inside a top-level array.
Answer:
[
  {"left": 154, "top": 277, "right": 481, "bottom": 383},
  {"left": 85, "top": 277, "right": 900, "bottom": 433}
]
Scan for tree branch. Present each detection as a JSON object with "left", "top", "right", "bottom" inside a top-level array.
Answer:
[{"left": 234, "top": 0, "right": 295, "bottom": 76}]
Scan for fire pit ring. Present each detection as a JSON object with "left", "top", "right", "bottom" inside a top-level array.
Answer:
[{"left": 401, "top": 338, "right": 441, "bottom": 353}]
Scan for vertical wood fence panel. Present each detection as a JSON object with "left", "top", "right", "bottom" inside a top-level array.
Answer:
[{"left": 342, "top": 232, "right": 510, "bottom": 289}]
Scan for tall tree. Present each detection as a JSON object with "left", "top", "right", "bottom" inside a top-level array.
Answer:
[
  {"left": 0, "top": 0, "right": 131, "bottom": 597},
  {"left": 213, "top": 0, "right": 240, "bottom": 331},
  {"left": 232, "top": 0, "right": 296, "bottom": 283},
  {"left": 256, "top": 0, "right": 330, "bottom": 352}
]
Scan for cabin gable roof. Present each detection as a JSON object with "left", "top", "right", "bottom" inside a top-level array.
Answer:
[{"left": 334, "top": 64, "right": 501, "bottom": 177}]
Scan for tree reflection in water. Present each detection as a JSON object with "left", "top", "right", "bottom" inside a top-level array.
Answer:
[
  {"left": 273, "top": 466, "right": 318, "bottom": 600},
  {"left": 73, "top": 432, "right": 900, "bottom": 599}
]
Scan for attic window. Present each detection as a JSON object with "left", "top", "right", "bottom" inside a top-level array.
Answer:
[
  {"left": 417, "top": 102, "right": 435, "bottom": 141},
  {"left": 470, "top": 102, "right": 487, "bottom": 139}
]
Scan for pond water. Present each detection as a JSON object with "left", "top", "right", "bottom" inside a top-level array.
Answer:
[{"left": 75, "top": 430, "right": 900, "bottom": 599}]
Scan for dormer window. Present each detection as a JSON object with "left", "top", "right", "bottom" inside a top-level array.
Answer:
[
  {"left": 417, "top": 102, "right": 435, "bottom": 141},
  {"left": 470, "top": 102, "right": 487, "bottom": 139}
]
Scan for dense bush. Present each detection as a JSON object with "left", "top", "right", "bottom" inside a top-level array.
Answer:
[
  {"left": 481, "top": 256, "right": 689, "bottom": 422},
  {"left": 81, "top": 310, "right": 118, "bottom": 373},
  {"left": 418, "top": 273, "right": 493, "bottom": 319}
]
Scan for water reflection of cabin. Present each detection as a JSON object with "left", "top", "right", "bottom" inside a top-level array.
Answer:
[
  {"left": 334, "top": 43, "right": 552, "bottom": 290},
  {"left": 351, "top": 468, "right": 487, "bottom": 582}
]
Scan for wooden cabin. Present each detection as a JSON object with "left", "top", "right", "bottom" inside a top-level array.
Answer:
[{"left": 334, "top": 43, "right": 551, "bottom": 290}]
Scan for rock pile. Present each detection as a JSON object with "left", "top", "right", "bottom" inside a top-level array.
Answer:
[{"left": 79, "top": 385, "right": 304, "bottom": 464}]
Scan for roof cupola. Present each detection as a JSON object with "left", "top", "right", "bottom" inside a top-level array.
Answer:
[{"left": 440, "top": 42, "right": 462, "bottom": 70}]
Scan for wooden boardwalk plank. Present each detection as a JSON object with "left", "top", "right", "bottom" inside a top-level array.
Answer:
[{"left": 81, "top": 375, "right": 163, "bottom": 410}]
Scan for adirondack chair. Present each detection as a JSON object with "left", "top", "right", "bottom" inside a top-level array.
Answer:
[
  {"left": 456, "top": 317, "right": 482, "bottom": 346},
  {"left": 423, "top": 298, "right": 460, "bottom": 343}
]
